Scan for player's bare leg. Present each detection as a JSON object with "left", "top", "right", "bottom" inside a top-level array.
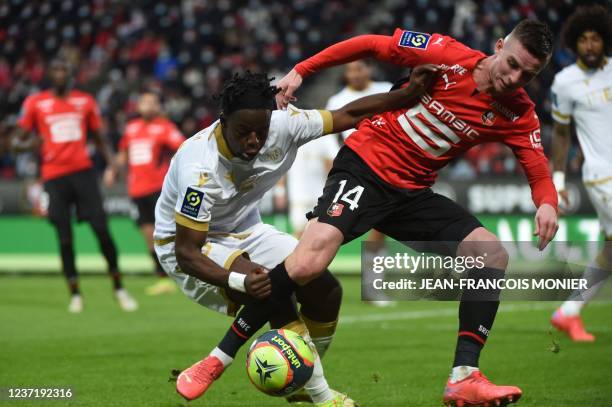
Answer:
[
  {"left": 443, "top": 227, "right": 522, "bottom": 406},
  {"left": 285, "top": 219, "right": 344, "bottom": 284},
  {"left": 552, "top": 237, "right": 612, "bottom": 341}
]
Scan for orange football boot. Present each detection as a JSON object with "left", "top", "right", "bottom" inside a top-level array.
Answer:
[
  {"left": 176, "top": 356, "right": 225, "bottom": 401},
  {"left": 551, "top": 308, "right": 595, "bottom": 342},
  {"left": 443, "top": 371, "right": 522, "bottom": 406}
]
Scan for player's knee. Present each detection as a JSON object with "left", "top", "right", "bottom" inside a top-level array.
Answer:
[
  {"left": 460, "top": 228, "right": 508, "bottom": 270},
  {"left": 484, "top": 243, "right": 508, "bottom": 270}
]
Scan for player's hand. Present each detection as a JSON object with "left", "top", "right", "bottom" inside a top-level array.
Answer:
[
  {"left": 406, "top": 64, "right": 440, "bottom": 94},
  {"left": 245, "top": 267, "right": 271, "bottom": 299},
  {"left": 276, "top": 68, "right": 302, "bottom": 110},
  {"left": 557, "top": 189, "right": 570, "bottom": 214},
  {"left": 533, "top": 203, "right": 559, "bottom": 251},
  {"left": 103, "top": 168, "right": 115, "bottom": 188}
]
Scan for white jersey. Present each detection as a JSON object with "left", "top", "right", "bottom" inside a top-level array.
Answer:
[
  {"left": 154, "top": 106, "right": 332, "bottom": 239},
  {"left": 287, "top": 135, "right": 339, "bottom": 203},
  {"left": 551, "top": 58, "right": 612, "bottom": 182},
  {"left": 326, "top": 80, "right": 392, "bottom": 140}
]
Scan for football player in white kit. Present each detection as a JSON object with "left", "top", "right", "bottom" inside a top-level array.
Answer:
[
  {"left": 154, "top": 68, "right": 438, "bottom": 404},
  {"left": 550, "top": 4, "right": 612, "bottom": 342}
]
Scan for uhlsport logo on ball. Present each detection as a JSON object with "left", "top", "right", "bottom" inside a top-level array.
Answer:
[{"left": 246, "top": 329, "right": 314, "bottom": 396}]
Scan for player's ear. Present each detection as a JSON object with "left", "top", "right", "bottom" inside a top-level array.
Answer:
[{"left": 494, "top": 38, "right": 505, "bottom": 54}]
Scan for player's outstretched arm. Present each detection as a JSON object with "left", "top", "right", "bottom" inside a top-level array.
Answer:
[
  {"left": 329, "top": 64, "right": 439, "bottom": 133},
  {"left": 276, "top": 34, "right": 394, "bottom": 109},
  {"left": 175, "top": 224, "right": 271, "bottom": 299},
  {"left": 551, "top": 121, "right": 571, "bottom": 209}
]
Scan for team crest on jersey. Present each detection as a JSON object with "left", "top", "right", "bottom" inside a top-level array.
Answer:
[
  {"left": 398, "top": 31, "right": 431, "bottom": 50},
  {"left": 327, "top": 202, "right": 344, "bottom": 217},
  {"left": 481, "top": 110, "right": 496, "bottom": 126},
  {"left": 180, "top": 187, "right": 205, "bottom": 217},
  {"left": 260, "top": 147, "right": 283, "bottom": 162}
]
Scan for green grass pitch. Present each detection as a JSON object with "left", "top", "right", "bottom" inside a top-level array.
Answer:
[{"left": 1, "top": 275, "right": 611, "bottom": 406}]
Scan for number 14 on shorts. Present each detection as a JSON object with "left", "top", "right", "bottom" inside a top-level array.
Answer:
[{"left": 327, "top": 179, "right": 364, "bottom": 216}]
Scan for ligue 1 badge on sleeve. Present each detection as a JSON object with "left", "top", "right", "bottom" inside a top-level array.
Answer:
[
  {"left": 327, "top": 202, "right": 344, "bottom": 217},
  {"left": 398, "top": 30, "right": 431, "bottom": 49}
]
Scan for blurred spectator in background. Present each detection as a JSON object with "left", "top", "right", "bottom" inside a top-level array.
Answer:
[
  {"left": 104, "top": 91, "right": 185, "bottom": 295},
  {"left": 13, "top": 58, "right": 138, "bottom": 313}
]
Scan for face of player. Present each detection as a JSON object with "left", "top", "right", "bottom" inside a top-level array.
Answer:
[
  {"left": 138, "top": 93, "right": 161, "bottom": 120},
  {"left": 49, "top": 65, "right": 70, "bottom": 92},
  {"left": 223, "top": 109, "right": 272, "bottom": 161},
  {"left": 345, "top": 61, "right": 372, "bottom": 91},
  {"left": 576, "top": 30, "right": 605, "bottom": 69},
  {"left": 490, "top": 37, "right": 546, "bottom": 94}
]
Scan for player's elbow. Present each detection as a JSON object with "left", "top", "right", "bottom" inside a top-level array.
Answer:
[{"left": 175, "top": 244, "right": 198, "bottom": 275}]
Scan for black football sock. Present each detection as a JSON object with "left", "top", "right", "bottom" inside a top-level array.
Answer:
[
  {"left": 453, "top": 267, "right": 504, "bottom": 367},
  {"left": 217, "top": 261, "right": 299, "bottom": 357}
]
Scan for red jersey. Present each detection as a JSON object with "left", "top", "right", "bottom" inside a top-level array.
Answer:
[
  {"left": 119, "top": 117, "right": 184, "bottom": 198},
  {"left": 18, "top": 90, "right": 102, "bottom": 181},
  {"left": 296, "top": 30, "right": 557, "bottom": 210}
]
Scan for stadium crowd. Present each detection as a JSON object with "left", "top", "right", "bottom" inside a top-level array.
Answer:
[{"left": 0, "top": 0, "right": 584, "bottom": 180}]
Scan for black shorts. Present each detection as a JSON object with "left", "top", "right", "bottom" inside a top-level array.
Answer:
[
  {"left": 44, "top": 169, "right": 107, "bottom": 225},
  {"left": 308, "top": 146, "right": 482, "bottom": 253},
  {"left": 132, "top": 191, "right": 160, "bottom": 226}
]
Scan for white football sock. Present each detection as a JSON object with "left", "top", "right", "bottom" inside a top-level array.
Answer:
[
  {"left": 561, "top": 258, "right": 611, "bottom": 315},
  {"left": 560, "top": 300, "right": 583, "bottom": 316},
  {"left": 450, "top": 366, "right": 479, "bottom": 383},
  {"left": 302, "top": 332, "right": 333, "bottom": 403},
  {"left": 210, "top": 347, "right": 233, "bottom": 368}
]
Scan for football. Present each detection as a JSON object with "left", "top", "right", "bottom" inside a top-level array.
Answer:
[{"left": 246, "top": 329, "right": 315, "bottom": 396}]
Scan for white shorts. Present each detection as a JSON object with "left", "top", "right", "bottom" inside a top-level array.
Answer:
[
  {"left": 585, "top": 179, "right": 612, "bottom": 238},
  {"left": 154, "top": 222, "right": 298, "bottom": 316}
]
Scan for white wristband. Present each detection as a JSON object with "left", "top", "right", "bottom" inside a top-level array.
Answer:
[
  {"left": 553, "top": 171, "right": 565, "bottom": 191},
  {"left": 228, "top": 271, "right": 247, "bottom": 293}
]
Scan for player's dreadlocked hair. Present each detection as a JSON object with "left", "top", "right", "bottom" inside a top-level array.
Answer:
[
  {"left": 562, "top": 4, "right": 612, "bottom": 53},
  {"left": 510, "top": 19, "right": 554, "bottom": 61},
  {"left": 215, "top": 71, "right": 280, "bottom": 115}
]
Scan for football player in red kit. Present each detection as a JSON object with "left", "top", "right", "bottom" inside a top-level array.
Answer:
[
  {"left": 14, "top": 59, "right": 138, "bottom": 313},
  {"left": 270, "top": 19, "right": 558, "bottom": 406},
  {"left": 104, "top": 91, "right": 185, "bottom": 295}
]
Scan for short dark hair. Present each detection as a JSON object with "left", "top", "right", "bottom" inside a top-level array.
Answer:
[
  {"left": 215, "top": 71, "right": 279, "bottom": 115},
  {"left": 562, "top": 4, "right": 612, "bottom": 53},
  {"left": 510, "top": 19, "right": 554, "bottom": 61}
]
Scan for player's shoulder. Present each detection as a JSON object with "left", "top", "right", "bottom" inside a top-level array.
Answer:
[
  {"left": 177, "top": 123, "right": 218, "bottom": 163},
  {"left": 393, "top": 29, "right": 468, "bottom": 53},
  {"left": 125, "top": 118, "right": 143, "bottom": 134},
  {"left": 553, "top": 63, "right": 584, "bottom": 86},
  {"left": 24, "top": 90, "right": 50, "bottom": 105},
  {"left": 69, "top": 89, "right": 96, "bottom": 102}
]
